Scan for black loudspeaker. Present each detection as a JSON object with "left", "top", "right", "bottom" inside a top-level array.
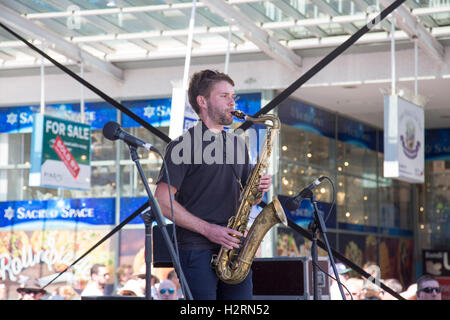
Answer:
[
  {"left": 251, "top": 257, "right": 308, "bottom": 300},
  {"left": 251, "top": 256, "right": 330, "bottom": 300},
  {"left": 152, "top": 224, "right": 174, "bottom": 267}
]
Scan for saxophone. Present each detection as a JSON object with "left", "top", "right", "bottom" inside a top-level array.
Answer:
[{"left": 212, "top": 110, "right": 287, "bottom": 284}]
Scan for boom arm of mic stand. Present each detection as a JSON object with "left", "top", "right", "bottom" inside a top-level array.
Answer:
[{"left": 128, "top": 145, "right": 193, "bottom": 300}]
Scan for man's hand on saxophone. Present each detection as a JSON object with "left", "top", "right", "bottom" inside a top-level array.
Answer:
[
  {"left": 203, "top": 224, "right": 243, "bottom": 250},
  {"left": 255, "top": 174, "right": 272, "bottom": 205}
]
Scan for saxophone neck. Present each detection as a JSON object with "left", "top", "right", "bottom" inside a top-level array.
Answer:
[{"left": 231, "top": 111, "right": 280, "bottom": 129}]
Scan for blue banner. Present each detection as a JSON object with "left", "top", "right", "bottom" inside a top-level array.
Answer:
[
  {"left": 83, "top": 102, "right": 117, "bottom": 130},
  {"left": 425, "top": 128, "right": 450, "bottom": 161},
  {"left": 338, "top": 116, "right": 377, "bottom": 151},
  {"left": 0, "top": 198, "right": 115, "bottom": 230},
  {"left": 234, "top": 93, "right": 261, "bottom": 120},
  {"left": 119, "top": 196, "right": 148, "bottom": 225},
  {"left": 0, "top": 196, "right": 174, "bottom": 230},
  {"left": 0, "top": 102, "right": 117, "bottom": 134},
  {"left": 379, "top": 130, "right": 384, "bottom": 153},
  {"left": 0, "top": 105, "right": 37, "bottom": 133},
  {"left": 278, "top": 98, "right": 336, "bottom": 139},
  {"left": 121, "top": 98, "right": 172, "bottom": 128}
]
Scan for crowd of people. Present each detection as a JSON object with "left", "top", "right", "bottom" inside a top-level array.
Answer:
[
  {"left": 0, "top": 260, "right": 443, "bottom": 300},
  {"left": 2, "top": 263, "right": 183, "bottom": 300},
  {"left": 329, "top": 262, "right": 443, "bottom": 300}
]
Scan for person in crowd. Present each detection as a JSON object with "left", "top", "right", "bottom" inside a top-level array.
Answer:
[
  {"left": 133, "top": 264, "right": 160, "bottom": 299},
  {"left": 361, "top": 261, "right": 382, "bottom": 300},
  {"left": 401, "top": 283, "right": 417, "bottom": 300},
  {"left": 118, "top": 279, "right": 145, "bottom": 297},
  {"left": 167, "top": 269, "right": 184, "bottom": 299},
  {"left": 155, "top": 279, "right": 178, "bottom": 300},
  {"left": 344, "top": 277, "right": 364, "bottom": 300},
  {"left": 380, "top": 278, "right": 403, "bottom": 300},
  {"left": 155, "top": 69, "right": 271, "bottom": 300},
  {"left": 17, "top": 278, "right": 48, "bottom": 300},
  {"left": 329, "top": 262, "right": 351, "bottom": 300},
  {"left": 81, "top": 263, "right": 110, "bottom": 297},
  {"left": 416, "top": 274, "right": 442, "bottom": 300},
  {"left": 116, "top": 264, "right": 134, "bottom": 294},
  {"left": 57, "top": 285, "right": 81, "bottom": 300}
]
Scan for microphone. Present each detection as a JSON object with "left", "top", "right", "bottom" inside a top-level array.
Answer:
[
  {"left": 103, "top": 121, "right": 158, "bottom": 152},
  {"left": 284, "top": 176, "right": 326, "bottom": 211}
]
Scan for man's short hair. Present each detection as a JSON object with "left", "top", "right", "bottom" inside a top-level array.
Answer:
[
  {"left": 90, "top": 263, "right": 106, "bottom": 276},
  {"left": 187, "top": 69, "right": 234, "bottom": 115},
  {"left": 416, "top": 274, "right": 438, "bottom": 291}
]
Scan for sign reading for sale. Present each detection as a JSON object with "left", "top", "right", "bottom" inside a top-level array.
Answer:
[{"left": 29, "top": 114, "right": 91, "bottom": 190}]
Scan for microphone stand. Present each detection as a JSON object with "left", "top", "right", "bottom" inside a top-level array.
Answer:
[
  {"left": 128, "top": 145, "right": 193, "bottom": 300},
  {"left": 303, "top": 189, "right": 346, "bottom": 300}
]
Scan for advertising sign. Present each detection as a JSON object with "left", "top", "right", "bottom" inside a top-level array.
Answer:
[
  {"left": 423, "top": 250, "right": 450, "bottom": 277},
  {"left": 384, "top": 95, "right": 425, "bottom": 183},
  {"left": 29, "top": 114, "right": 91, "bottom": 190}
]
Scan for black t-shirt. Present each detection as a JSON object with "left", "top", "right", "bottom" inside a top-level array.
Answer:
[{"left": 156, "top": 121, "right": 252, "bottom": 250}]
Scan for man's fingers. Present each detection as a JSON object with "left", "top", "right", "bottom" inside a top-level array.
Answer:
[{"left": 225, "top": 228, "right": 243, "bottom": 238}]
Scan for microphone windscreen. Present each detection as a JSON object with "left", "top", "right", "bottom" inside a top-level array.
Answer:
[
  {"left": 284, "top": 198, "right": 300, "bottom": 211},
  {"left": 103, "top": 121, "right": 120, "bottom": 141}
]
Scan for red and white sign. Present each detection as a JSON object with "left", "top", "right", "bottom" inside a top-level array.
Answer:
[
  {"left": 52, "top": 135, "right": 80, "bottom": 179},
  {"left": 437, "top": 277, "right": 450, "bottom": 300}
]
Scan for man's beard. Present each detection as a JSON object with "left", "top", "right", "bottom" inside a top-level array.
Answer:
[{"left": 207, "top": 103, "right": 233, "bottom": 126}]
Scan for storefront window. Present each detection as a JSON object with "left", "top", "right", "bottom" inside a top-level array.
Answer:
[
  {"left": 379, "top": 178, "right": 413, "bottom": 230},
  {"left": 336, "top": 141, "right": 378, "bottom": 177},
  {"left": 90, "top": 129, "right": 117, "bottom": 161},
  {"left": 280, "top": 124, "right": 336, "bottom": 169},
  {"left": 424, "top": 161, "right": 450, "bottom": 247},
  {"left": 278, "top": 160, "right": 334, "bottom": 204},
  {"left": 336, "top": 174, "right": 378, "bottom": 226}
]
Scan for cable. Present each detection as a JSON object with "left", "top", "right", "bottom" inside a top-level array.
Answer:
[
  {"left": 159, "top": 150, "right": 180, "bottom": 263},
  {"left": 311, "top": 259, "right": 353, "bottom": 300},
  {"left": 321, "top": 176, "right": 336, "bottom": 225}
]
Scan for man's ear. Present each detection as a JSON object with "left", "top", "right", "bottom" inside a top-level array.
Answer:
[{"left": 196, "top": 95, "right": 207, "bottom": 113}]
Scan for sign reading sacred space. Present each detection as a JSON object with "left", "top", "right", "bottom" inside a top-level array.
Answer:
[{"left": 29, "top": 114, "right": 91, "bottom": 190}]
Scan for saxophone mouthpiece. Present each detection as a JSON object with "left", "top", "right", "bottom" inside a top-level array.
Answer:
[{"left": 231, "top": 110, "right": 246, "bottom": 120}]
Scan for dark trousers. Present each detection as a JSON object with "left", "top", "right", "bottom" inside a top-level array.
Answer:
[{"left": 178, "top": 248, "right": 253, "bottom": 300}]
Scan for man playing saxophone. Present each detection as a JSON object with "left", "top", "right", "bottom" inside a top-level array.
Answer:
[{"left": 155, "top": 69, "right": 271, "bottom": 300}]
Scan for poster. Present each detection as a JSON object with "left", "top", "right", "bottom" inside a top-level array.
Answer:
[{"left": 0, "top": 229, "right": 114, "bottom": 300}]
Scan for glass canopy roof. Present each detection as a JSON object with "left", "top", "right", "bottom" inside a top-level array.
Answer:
[{"left": 0, "top": 0, "right": 449, "bottom": 73}]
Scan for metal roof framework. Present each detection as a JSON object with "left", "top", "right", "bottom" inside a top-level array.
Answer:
[{"left": 0, "top": 0, "right": 449, "bottom": 76}]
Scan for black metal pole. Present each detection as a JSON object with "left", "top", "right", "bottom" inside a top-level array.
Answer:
[
  {"left": 309, "top": 220, "right": 320, "bottom": 300},
  {"left": 140, "top": 208, "right": 155, "bottom": 300},
  {"left": 312, "top": 195, "right": 346, "bottom": 300}
]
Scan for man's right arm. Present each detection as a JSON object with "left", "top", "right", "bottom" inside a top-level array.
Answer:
[{"left": 154, "top": 182, "right": 242, "bottom": 249}]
